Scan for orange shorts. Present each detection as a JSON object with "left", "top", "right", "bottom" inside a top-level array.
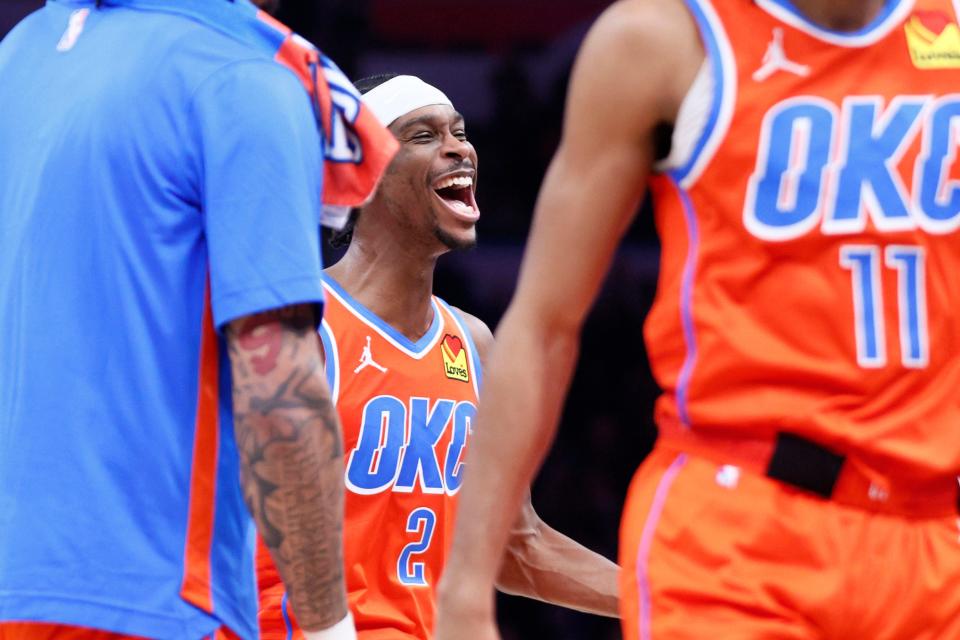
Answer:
[
  {"left": 0, "top": 623, "right": 236, "bottom": 640},
  {"left": 619, "top": 443, "right": 960, "bottom": 639}
]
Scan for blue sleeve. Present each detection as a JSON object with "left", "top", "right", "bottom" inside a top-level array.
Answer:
[{"left": 192, "top": 59, "right": 325, "bottom": 329}]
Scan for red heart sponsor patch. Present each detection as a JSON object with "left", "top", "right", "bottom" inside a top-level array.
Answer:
[
  {"left": 443, "top": 334, "right": 463, "bottom": 356},
  {"left": 916, "top": 10, "right": 951, "bottom": 37}
]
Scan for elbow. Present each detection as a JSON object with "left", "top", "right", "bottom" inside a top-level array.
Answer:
[
  {"left": 494, "top": 528, "right": 543, "bottom": 599},
  {"left": 501, "top": 292, "right": 585, "bottom": 341},
  {"left": 497, "top": 303, "right": 583, "bottom": 373}
]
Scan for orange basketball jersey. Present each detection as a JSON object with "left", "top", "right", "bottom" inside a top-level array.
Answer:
[
  {"left": 645, "top": 0, "right": 960, "bottom": 480},
  {"left": 258, "top": 276, "right": 482, "bottom": 640}
]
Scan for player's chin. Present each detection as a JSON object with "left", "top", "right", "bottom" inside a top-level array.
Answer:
[
  {"left": 431, "top": 202, "right": 478, "bottom": 250},
  {"left": 434, "top": 223, "right": 477, "bottom": 252}
]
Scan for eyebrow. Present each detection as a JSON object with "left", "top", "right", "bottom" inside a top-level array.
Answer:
[{"left": 397, "top": 111, "right": 466, "bottom": 132}]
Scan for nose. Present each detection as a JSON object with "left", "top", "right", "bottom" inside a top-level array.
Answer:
[{"left": 442, "top": 132, "right": 471, "bottom": 159}]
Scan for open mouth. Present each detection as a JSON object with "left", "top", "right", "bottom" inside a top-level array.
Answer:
[{"left": 432, "top": 174, "right": 480, "bottom": 223}]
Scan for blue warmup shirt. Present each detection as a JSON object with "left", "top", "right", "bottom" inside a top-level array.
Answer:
[{"left": 0, "top": 1, "right": 325, "bottom": 637}]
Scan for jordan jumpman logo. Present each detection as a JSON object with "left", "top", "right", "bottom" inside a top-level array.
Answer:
[
  {"left": 354, "top": 336, "right": 388, "bottom": 374},
  {"left": 753, "top": 28, "right": 811, "bottom": 82}
]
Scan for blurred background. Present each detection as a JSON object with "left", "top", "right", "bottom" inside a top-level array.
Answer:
[{"left": 1, "top": 2, "right": 661, "bottom": 637}]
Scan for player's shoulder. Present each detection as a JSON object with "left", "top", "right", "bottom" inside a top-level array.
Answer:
[
  {"left": 168, "top": 37, "right": 287, "bottom": 94},
  {"left": 447, "top": 305, "right": 494, "bottom": 361},
  {"left": 572, "top": 0, "right": 703, "bottom": 125},
  {"left": 125, "top": 6, "right": 302, "bottom": 97},
  {"left": 0, "top": 4, "right": 46, "bottom": 51},
  {"left": 587, "top": 0, "right": 699, "bottom": 55}
]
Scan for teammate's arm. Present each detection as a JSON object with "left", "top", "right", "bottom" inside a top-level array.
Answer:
[
  {"left": 435, "top": 1, "right": 702, "bottom": 637},
  {"left": 227, "top": 304, "right": 348, "bottom": 632},
  {"left": 496, "top": 494, "right": 620, "bottom": 617},
  {"left": 456, "top": 309, "right": 620, "bottom": 618}
]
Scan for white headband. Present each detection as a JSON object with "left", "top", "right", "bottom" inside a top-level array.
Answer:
[{"left": 361, "top": 75, "right": 453, "bottom": 128}]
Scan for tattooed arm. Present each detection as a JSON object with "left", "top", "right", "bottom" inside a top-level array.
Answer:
[{"left": 226, "top": 304, "right": 348, "bottom": 632}]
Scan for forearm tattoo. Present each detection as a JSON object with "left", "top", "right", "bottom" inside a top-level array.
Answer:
[{"left": 228, "top": 306, "right": 348, "bottom": 628}]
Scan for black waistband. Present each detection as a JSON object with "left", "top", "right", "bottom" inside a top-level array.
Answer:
[
  {"left": 766, "top": 433, "right": 960, "bottom": 514},
  {"left": 766, "top": 432, "right": 846, "bottom": 499}
]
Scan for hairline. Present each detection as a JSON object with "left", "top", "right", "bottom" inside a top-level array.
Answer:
[{"left": 392, "top": 109, "right": 466, "bottom": 133}]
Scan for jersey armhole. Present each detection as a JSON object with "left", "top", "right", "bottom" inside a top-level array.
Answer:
[
  {"left": 658, "top": 0, "right": 738, "bottom": 189},
  {"left": 654, "top": 60, "right": 712, "bottom": 175}
]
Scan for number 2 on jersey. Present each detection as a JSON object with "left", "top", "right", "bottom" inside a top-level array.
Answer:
[
  {"left": 397, "top": 507, "right": 436, "bottom": 586},
  {"left": 840, "top": 244, "right": 928, "bottom": 369}
]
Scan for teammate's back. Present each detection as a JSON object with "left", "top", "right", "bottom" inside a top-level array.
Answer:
[
  {"left": 434, "top": 1, "right": 960, "bottom": 638},
  {"left": 0, "top": 2, "right": 327, "bottom": 637},
  {"left": 645, "top": 0, "right": 960, "bottom": 482}
]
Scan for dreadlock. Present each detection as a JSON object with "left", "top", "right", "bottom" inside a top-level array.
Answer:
[{"left": 328, "top": 210, "right": 360, "bottom": 248}]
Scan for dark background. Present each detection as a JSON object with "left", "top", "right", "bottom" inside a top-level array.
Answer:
[{"left": 0, "top": 2, "right": 661, "bottom": 637}]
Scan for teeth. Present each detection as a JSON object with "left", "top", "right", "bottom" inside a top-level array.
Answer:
[
  {"left": 435, "top": 175, "right": 473, "bottom": 190},
  {"left": 448, "top": 200, "right": 476, "bottom": 216}
]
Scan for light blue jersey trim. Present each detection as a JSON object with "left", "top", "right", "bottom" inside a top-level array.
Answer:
[
  {"left": 670, "top": 0, "right": 736, "bottom": 189},
  {"left": 755, "top": 0, "right": 914, "bottom": 46},
  {"left": 318, "top": 318, "right": 340, "bottom": 405},
  {"left": 321, "top": 274, "right": 442, "bottom": 357}
]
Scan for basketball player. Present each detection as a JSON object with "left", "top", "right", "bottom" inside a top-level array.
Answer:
[
  {"left": 0, "top": 1, "right": 395, "bottom": 638},
  {"left": 436, "top": 0, "right": 960, "bottom": 638},
  {"left": 257, "top": 74, "right": 620, "bottom": 640}
]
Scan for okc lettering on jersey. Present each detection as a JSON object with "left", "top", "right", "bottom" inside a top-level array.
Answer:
[
  {"left": 345, "top": 395, "right": 476, "bottom": 496},
  {"left": 744, "top": 94, "right": 960, "bottom": 240}
]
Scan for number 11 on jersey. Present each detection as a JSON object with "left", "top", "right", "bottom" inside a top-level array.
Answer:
[{"left": 840, "top": 244, "right": 929, "bottom": 369}]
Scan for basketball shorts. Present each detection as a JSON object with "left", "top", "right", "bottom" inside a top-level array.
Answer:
[{"left": 619, "top": 442, "right": 960, "bottom": 639}]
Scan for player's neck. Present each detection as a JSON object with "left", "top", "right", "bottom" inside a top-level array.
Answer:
[
  {"left": 326, "top": 237, "right": 438, "bottom": 342},
  {"left": 789, "top": 0, "right": 888, "bottom": 31}
]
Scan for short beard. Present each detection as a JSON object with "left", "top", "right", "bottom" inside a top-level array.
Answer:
[{"left": 433, "top": 223, "right": 477, "bottom": 252}]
